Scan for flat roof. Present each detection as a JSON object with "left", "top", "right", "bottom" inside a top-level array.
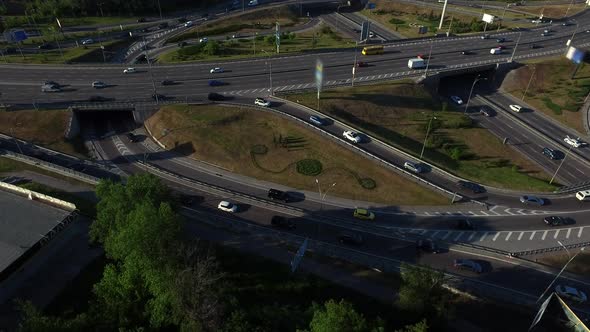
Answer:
[{"left": 0, "top": 190, "right": 71, "bottom": 274}]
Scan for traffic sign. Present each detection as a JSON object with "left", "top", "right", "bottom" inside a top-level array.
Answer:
[
  {"left": 315, "top": 59, "right": 323, "bottom": 92},
  {"left": 290, "top": 238, "right": 309, "bottom": 273}
]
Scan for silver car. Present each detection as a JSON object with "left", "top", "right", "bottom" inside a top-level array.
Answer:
[{"left": 520, "top": 195, "right": 545, "bottom": 206}]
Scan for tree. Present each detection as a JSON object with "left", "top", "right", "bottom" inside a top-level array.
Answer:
[
  {"left": 16, "top": 300, "right": 90, "bottom": 332},
  {"left": 202, "top": 40, "right": 221, "bottom": 55},
  {"left": 395, "top": 319, "right": 428, "bottom": 332},
  {"left": 397, "top": 264, "right": 452, "bottom": 324},
  {"left": 308, "top": 299, "right": 368, "bottom": 332}
]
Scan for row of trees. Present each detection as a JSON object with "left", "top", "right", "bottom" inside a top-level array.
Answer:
[{"left": 17, "top": 174, "right": 454, "bottom": 331}]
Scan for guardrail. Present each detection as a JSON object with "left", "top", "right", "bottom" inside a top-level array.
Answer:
[
  {"left": 0, "top": 180, "right": 77, "bottom": 211},
  {"left": 554, "top": 181, "right": 590, "bottom": 194},
  {"left": 513, "top": 240, "right": 590, "bottom": 257}
]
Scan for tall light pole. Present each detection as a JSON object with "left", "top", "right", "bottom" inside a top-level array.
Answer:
[
  {"left": 315, "top": 179, "right": 336, "bottom": 211},
  {"left": 261, "top": 50, "right": 273, "bottom": 96},
  {"left": 464, "top": 75, "right": 487, "bottom": 114},
  {"left": 550, "top": 145, "right": 573, "bottom": 184},
  {"left": 563, "top": 0, "right": 575, "bottom": 18},
  {"left": 352, "top": 42, "right": 359, "bottom": 87},
  {"left": 536, "top": 246, "right": 585, "bottom": 303},
  {"left": 156, "top": 0, "right": 163, "bottom": 20},
  {"left": 522, "top": 66, "right": 536, "bottom": 102},
  {"left": 566, "top": 20, "right": 579, "bottom": 51},
  {"left": 423, "top": 39, "right": 434, "bottom": 77},
  {"left": 438, "top": 0, "right": 449, "bottom": 30},
  {"left": 420, "top": 114, "right": 436, "bottom": 160},
  {"left": 143, "top": 36, "right": 159, "bottom": 104},
  {"left": 509, "top": 31, "right": 522, "bottom": 63},
  {"left": 497, "top": 4, "right": 509, "bottom": 32}
]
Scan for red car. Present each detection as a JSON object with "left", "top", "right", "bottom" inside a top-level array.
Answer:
[
  {"left": 356, "top": 61, "right": 368, "bottom": 67},
  {"left": 497, "top": 45, "right": 505, "bottom": 50}
]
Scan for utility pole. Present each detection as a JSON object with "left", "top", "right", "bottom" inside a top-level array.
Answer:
[
  {"left": 423, "top": 39, "right": 434, "bottom": 76},
  {"left": 143, "top": 36, "right": 159, "bottom": 104},
  {"left": 465, "top": 75, "right": 486, "bottom": 114},
  {"left": 438, "top": 0, "right": 448, "bottom": 30},
  {"left": 522, "top": 66, "right": 536, "bottom": 101},
  {"left": 498, "top": 4, "right": 509, "bottom": 32},
  {"left": 420, "top": 114, "right": 436, "bottom": 160},
  {"left": 509, "top": 31, "right": 522, "bottom": 63},
  {"left": 156, "top": 0, "right": 163, "bottom": 20}
]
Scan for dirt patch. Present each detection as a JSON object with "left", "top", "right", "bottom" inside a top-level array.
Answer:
[
  {"left": 0, "top": 109, "right": 88, "bottom": 157},
  {"left": 537, "top": 252, "right": 590, "bottom": 276},
  {"left": 501, "top": 57, "right": 589, "bottom": 134},
  {"left": 515, "top": 3, "right": 586, "bottom": 18},
  {"left": 145, "top": 104, "right": 448, "bottom": 205}
]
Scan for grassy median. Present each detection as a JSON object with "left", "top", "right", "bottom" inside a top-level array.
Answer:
[
  {"left": 502, "top": 57, "right": 590, "bottom": 134},
  {"left": 283, "top": 81, "right": 556, "bottom": 191},
  {"left": 145, "top": 104, "right": 448, "bottom": 205}
]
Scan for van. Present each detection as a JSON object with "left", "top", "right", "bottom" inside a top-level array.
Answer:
[
  {"left": 490, "top": 48, "right": 502, "bottom": 55},
  {"left": 248, "top": 0, "right": 258, "bottom": 6},
  {"left": 576, "top": 190, "right": 590, "bottom": 201}
]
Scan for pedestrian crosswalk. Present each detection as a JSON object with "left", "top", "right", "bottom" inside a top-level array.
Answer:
[{"left": 399, "top": 205, "right": 556, "bottom": 217}]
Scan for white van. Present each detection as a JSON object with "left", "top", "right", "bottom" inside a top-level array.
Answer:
[
  {"left": 490, "top": 48, "right": 502, "bottom": 55},
  {"left": 576, "top": 190, "right": 590, "bottom": 201},
  {"left": 248, "top": 0, "right": 258, "bottom": 6}
]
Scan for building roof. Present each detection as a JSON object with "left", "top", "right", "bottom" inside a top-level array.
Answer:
[{"left": 0, "top": 190, "right": 71, "bottom": 274}]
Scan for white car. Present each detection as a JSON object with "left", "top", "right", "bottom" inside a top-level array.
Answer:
[
  {"left": 509, "top": 104, "right": 522, "bottom": 112},
  {"left": 343, "top": 130, "right": 362, "bottom": 143},
  {"left": 217, "top": 200, "right": 238, "bottom": 213},
  {"left": 210, "top": 67, "right": 224, "bottom": 74},
  {"left": 82, "top": 38, "right": 94, "bottom": 45},
  {"left": 564, "top": 136, "right": 585, "bottom": 148},
  {"left": 531, "top": 19, "right": 542, "bottom": 24},
  {"left": 184, "top": 20, "right": 193, "bottom": 27},
  {"left": 92, "top": 81, "right": 106, "bottom": 88},
  {"left": 123, "top": 67, "right": 136, "bottom": 74},
  {"left": 404, "top": 161, "right": 423, "bottom": 173},
  {"left": 254, "top": 97, "right": 271, "bottom": 107},
  {"left": 199, "top": 37, "right": 208, "bottom": 43},
  {"left": 450, "top": 95, "right": 463, "bottom": 105},
  {"left": 555, "top": 285, "right": 587, "bottom": 303}
]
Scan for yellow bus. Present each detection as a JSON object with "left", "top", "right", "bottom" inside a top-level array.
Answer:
[{"left": 361, "top": 45, "right": 384, "bottom": 55}]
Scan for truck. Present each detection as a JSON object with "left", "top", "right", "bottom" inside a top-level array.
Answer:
[
  {"left": 490, "top": 47, "right": 502, "bottom": 55},
  {"left": 408, "top": 58, "right": 426, "bottom": 69}
]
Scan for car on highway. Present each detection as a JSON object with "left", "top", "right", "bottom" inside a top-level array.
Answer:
[
  {"left": 270, "top": 216, "right": 295, "bottom": 229},
  {"left": 217, "top": 200, "right": 238, "bottom": 213},
  {"left": 184, "top": 20, "right": 193, "bottom": 27},
  {"left": 564, "top": 135, "right": 585, "bottom": 148},
  {"left": 555, "top": 285, "right": 587, "bottom": 303},
  {"left": 353, "top": 208, "right": 375, "bottom": 221},
  {"left": 453, "top": 259, "right": 482, "bottom": 273},
  {"left": 530, "top": 44, "right": 540, "bottom": 49},
  {"left": 137, "top": 17, "right": 146, "bottom": 22},
  {"left": 480, "top": 34, "right": 490, "bottom": 39},
  {"left": 496, "top": 37, "right": 505, "bottom": 43},
  {"left": 88, "top": 95, "right": 109, "bottom": 102},
  {"left": 562, "top": 21, "right": 572, "bottom": 26},
  {"left": 496, "top": 45, "right": 506, "bottom": 50},
  {"left": 509, "top": 104, "right": 522, "bottom": 112},
  {"left": 254, "top": 97, "right": 271, "bottom": 107},
  {"left": 158, "top": 22, "right": 169, "bottom": 29},
  {"left": 208, "top": 92, "right": 225, "bottom": 101},
  {"left": 479, "top": 106, "right": 495, "bottom": 117},
  {"left": 267, "top": 188, "right": 291, "bottom": 202},
  {"left": 544, "top": 216, "right": 565, "bottom": 226},
  {"left": 92, "top": 81, "right": 107, "bottom": 88},
  {"left": 123, "top": 67, "right": 136, "bottom": 74},
  {"left": 456, "top": 180, "right": 485, "bottom": 194},
  {"left": 38, "top": 43, "right": 53, "bottom": 49},
  {"left": 208, "top": 80, "right": 225, "bottom": 86},
  {"left": 531, "top": 19, "right": 542, "bottom": 24},
  {"left": 200, "top": 37, "right": 209, "bottom": 43},
  {"left": 520, "top": 195, "right": 545, "bottom": 206},
  {"left": 44, "top": 80, "right": 60, "bottom": 88},
  {"left": 343, "top": 130, "right": 362, "bottom": 143},
  {"left": 369, "top": 31, "right": 375, "bottom": 38},
  {"left": 403, "top": 161, "right": 423, "bottom": 173},
  {"left": 81, "top": 38, "right": 94, "bottom": 45},
  {"left": 416, "top": 239, "right": 441, "bottom": 254},
  {"left": 450, "top": 95, "right": 463, "bottom": 105},
  {"left": 455, "top": 219, "right": 475, "bottom": 230},
  {"left": 152, "top": 93, "right": 166, "bottom": 101},
  {"left": 576, "top": 190, "right": 590, "bottom": 201},
  {"left": 161, "top": 80, "right": 174, "bottom": 86},
  {"left": 41, "top": 84, "right": 61, "bottom": 92},
  {"left": 356, "top": 61, "right": 368, "bottom": 67},
  {"left": 461, "top": 50, "right": 471, "bottom": 55},
  {"left": 541, "top": 31, "right": 550, "bottom": 37},
  {"left": 542, "top": 147, "right": 558, "bottom": 160},
  {"left": 210, "top": 67, "right": 224, "bottom": 74},
  {"left": 178, "top": 41, "right": 188, "bottom": 47},
  {"left": 126, "top": 132, "right": 139, "bottom": 142},
  {"left": 338, "top": 233, "right": 363, "bottom": 246},
  {"left": 309, "top": 115, "right": 325, "bottom": 126}
]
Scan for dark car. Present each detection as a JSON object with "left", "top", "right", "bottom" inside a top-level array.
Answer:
[
  {"left": 44, "top": 80, "right": 60, "bottom": 87},
  {"left": 416, "top": 239, "right": 441, "bottom": 253},
  {"left": 544, "top": 216, "right": 565, "bottom": 226},
  {"left": 38, "top": 43, "right": 53, "bottom": 49},
  {"left": 158, "top": 22, "right": 169, "bottom": 29},
  {"left": 127, "top": 132, "right": 139, "bottom": 143},
  {"left": 455, "top": 219, "right": 475, "bottom": 230},
  {"left": 461, "top": 50, "right": 471, "bottom": 55},
  {"left": 137, "top": 17, "right": 146, "bottom": 23},
  {"left": 88, "top": 95, "right": 109, "bottom": 102},
  {"left": 338, "top": 234, "right": 363, "bottom": 246},
  {"left": 542, "top": 147, "right": 558, "bottom": 160},
  {"left": 457, "top": 180, "right": 485, "bottom": 194},
  {"left": 161, "top": 80, "right": 174, "bottom": 86},
  {"left": 178, "top": 41, "right": 188, "bottom": 47},
  {"left": 270, "top": 216, "right": 295, "bottom": 229},
  {"left": 496, "top": 37, "right": 505, "bottom": 43},
  {"left": 208, "top": 92, "right": 225, "bottom": 101},
  {"left": 309, "top": 115, "right": 325, "bottom": 126},
  {"left": 208, "top": 80, "right": 225, "bottom": 86},
  {"left": 453, "top": 259, "right": 483, "bottom": 273},
  {"left": 356, "top": 61, "right": 368, "bottom": 67},
  {"left": 530, "top": 44, "right": 541, "bottom": 49},
  {"left": 480, "top": 106, "right": 495, "bottom": 117},
  {"left": 152, "top": 93, "right": 166, "bottom": 101},
  {"left": 268, "top": 188, "right": 291, "bottom": 202}
]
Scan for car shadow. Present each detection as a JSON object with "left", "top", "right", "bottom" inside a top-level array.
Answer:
[
  {"left": 475, "top": 260, "right": 493, "bottom": 273},
  {"left": 286, "top": 191, "right": 305, "bottom": 203},
  {"left": 237, "top": 203, "right": 252, "bottom": 213}
]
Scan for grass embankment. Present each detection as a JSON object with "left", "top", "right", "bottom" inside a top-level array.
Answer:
[
  {"left": 538, "top": 252, "right": 590, "bottom": 276},
  {"left": 167, "top": 5, "right": 301, "bottom": 44},
  {"left": 358, "top": 0, "right": 506, "bottom": 38},
  {"left": 502, "top": 58, "right": 590, "bottom": 134},
  {"left": 0, "top": 109, "right": 88, "bottom": 158},
  {"left": 145, "top": 104, "right": 447, "bottom": 205},
  {"left": 516, "top": 3, "right": 587, "bottom": 18},
  {"left": 159, "top": 23, "right": 353, "bottom": 63},
  {"left": 283, "top": 81, "right": 556, "bottom": 191}
]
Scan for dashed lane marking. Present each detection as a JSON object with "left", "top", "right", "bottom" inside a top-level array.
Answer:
[
  {"left": 480, "top": 232, "right": 488, "bottom": 242},
  {"left": 554, "top": 229, "right": 560, "bottom": 239},
  {"left": 454, "top": 232, "right": 464, "bottom": 241},
  {"left": 505, "top": 232, "right": 513, "bottom": 241},
  {"left": 530, "top": 231, "right": 536, "bottom": 240},
  {"left": 566, "top": 228, "right": 571, "bottom": 239},
  {"left": 518, "top": 232, "right": 524, "bottom": 241},
  {"left": 492, "top": 232, "right": 501, "bottom": 241},
  {"left": 541, "top": 230, "right": 548, "bottom": 240}
]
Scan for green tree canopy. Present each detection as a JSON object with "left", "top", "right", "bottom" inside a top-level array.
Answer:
[{"left": 308, "top": 299, "right": 368, "bottom": 332}]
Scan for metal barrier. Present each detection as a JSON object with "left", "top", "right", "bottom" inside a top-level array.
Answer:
[{"left": 513, "top": 241, "right": 590, "bottom": 257}]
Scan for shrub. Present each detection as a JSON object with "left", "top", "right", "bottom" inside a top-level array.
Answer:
[
  {"left": 296, "top": 159, "right": 322, "bottom": 176},
  {"left": 389, "top": 18, "right": 405, "bottom": 25},
  {"left": 359, "top": 178, "right": 376, "bottom": 190}
]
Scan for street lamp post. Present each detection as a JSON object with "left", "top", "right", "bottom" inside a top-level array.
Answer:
[
  {"left": 156, "top": 0, "right": 163, "bottom": 20},
  {"left": 420, "top": 114, "right": 436, "bottom": 160},
  {"left": 563, "top": 0, "right": 575, "bottom": 18},
  {"left": 567, "top": 21, "right": 579, "bottom": 50},
  {"left": 522, "top": 66, "right": 536, "bottom": 102},
  {"left": 143, "top": 36, "right": 159, "bottom": 104},
  {"left": 315, "top": 178, "right": 336, "bottom": 211},
  {"left": 261, "top": 50, "right": 273, "bottom": 95},
  {"left": 423, "top": 39, "right": 434, "bottom": 77},
  {"left": 550, "top": 145, "right": 573, "bottom": 184},
  {"left": 497, "top": 4, "right": 509, "bottom": 32},
  {"left": 509, "top": 31, "right": 522, "bottom": 63},
  {"left": 536, "top": 246, "right": 585, "bottom": 303},
  {"left": 352, "top": 42, "right": 359, "bottom": 87},
  {"left": 464, "top": 75, "right": 486, "bottom": 114}
]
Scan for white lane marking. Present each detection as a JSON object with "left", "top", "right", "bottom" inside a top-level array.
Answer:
[
  {"left": 480, "top": 232, "right": 488, "bottom": 241},
  {"left": 541, "top": 230, "right": 548, "bottom": 240},
  {"left": 517, "top": 232, "right": 524, "bottom": 241},
  {"left": 566, "top": 228, "right": 571, "bottom": 239},
  {"left": 479, "top": 211, "right": 489, "bottom": 216},
  {"left": 505, "top": 232, "right": 513, "bottom": 241},
  {"left": 554, "top": 229, "right": 560, "bottom": 239},
  {"left": 578, "top": 227, "right": 584, "bottom": 238},
  {"left": 468, "top": 232, "right": 475, "bottom": 241},
  {"left": 431, "top": 231, "right": 440, "bottom": 238},
  {"left": 454, "top": 232, "right": 464, "bottom": 241},
  {"left": 492, "top": 232, "right": 501, "bottom": 241},
  {"left": 441, "top": 232, "right": 451, "bottom": 240},
  {"left": 530, "top": 231, "right": 536, "bottom": 240}
]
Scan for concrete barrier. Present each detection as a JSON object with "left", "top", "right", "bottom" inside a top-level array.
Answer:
[{"left": 0, "top": 181, "right": 76, "bottom": 211}]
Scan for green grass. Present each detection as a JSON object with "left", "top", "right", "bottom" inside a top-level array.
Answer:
[
  {"left": 59, "top": 16, "right": 136, "bottom": 27},
  {"left": 283, "top": 82, "right": 557, "bottom": 192},
  {"left": 538, "top": 252, "right": 590, "bottom": 276},
  {"left": 145, "top": 104, "right": 447, "bottom": 205},
  {"left": 18, "top": 182, "right": 96, "bottom": 216},
  {"left": 159, "top": 24, "right": 355, "bottom": 63}
]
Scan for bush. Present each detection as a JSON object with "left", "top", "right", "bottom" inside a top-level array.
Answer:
[
  {"left": 296, "top": 159, "right": 322, "bottom": 176},
  {"left": 359, "top": 178, "right": 376, "bottom": 190},
  {"left": 442, "top": 115, "right": 473, "bottom": 129},
  {"left": 389, "top": 18, "right": 405, "bottom": 25},
  {"left": 447, "top": 146, "right": 464, "bottom": 160}
]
